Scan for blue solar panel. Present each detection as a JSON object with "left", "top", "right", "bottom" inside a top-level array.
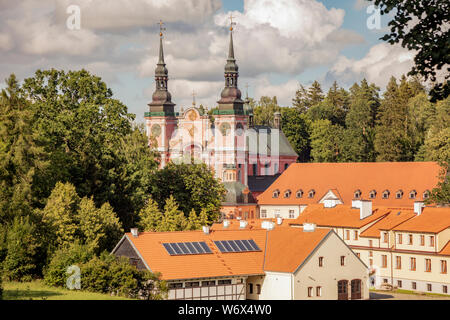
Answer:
[
  {"left": 247, "top": 239, "right": 261, "bottom": 251},
  {"left": 162, "top": 242, "right": 212, "bottom": 255},
  {"left": 214, "top": 241, "right": 226, "bottom": 252},
  {"left": 240, "top": 240, "right": 253, "bottom": 251},
  {"left": 192, "top": 242, "right": 203, "bottom": 253},
  {"left": 199, "top": 242, "right": 212, "bottom": 253},
  {"left": 214, "top": 239, "right": 261, "bottom": 253},
  {"left": 221, "top": 241, "right": 233, "bottom": 252},
  {"left": 185, "top": 242, "right": 197, "bottom": 254},
  {"left": 162, "top": 243, "right": 175, "bottom": 255},
  {"left": 228, "top": 240, "right": 240, "bottom": 252}
]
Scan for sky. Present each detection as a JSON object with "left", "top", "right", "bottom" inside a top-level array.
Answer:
[{"left": 0, "top": 0, "right": 417, "bottom": 124}]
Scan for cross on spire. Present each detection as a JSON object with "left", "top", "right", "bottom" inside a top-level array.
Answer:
[
  {"left": 192, "top": 89, "right": 196, "bottom": 106},
  {"left": 158, "top": 20, "right": 166, "bottom": 38},
  {"left": 229, "top": 13, "right": 236, "bottom": 32},
  {"left": 245, "top": 83, "right": 250, "bottom": 99}
]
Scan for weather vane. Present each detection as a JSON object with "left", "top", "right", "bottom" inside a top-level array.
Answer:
[
  {"left": 158, "top": 20, "right": 166, "bottom": 38},
  {"left": 229, "top": 13, "right": 236, "bottom": 32}
]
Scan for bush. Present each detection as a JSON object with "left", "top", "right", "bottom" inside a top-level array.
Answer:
[
  {"left": 0, "top": 272, "right": 3, "bottom": 300},
  {"left": 44, "top": 242, "right": 94, "bottom": 287},
  {"left": 80, "top": 253, "right": 167, "bottom": 299}
]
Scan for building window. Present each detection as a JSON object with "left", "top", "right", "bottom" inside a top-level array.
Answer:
[
  {"left": 289, "top": 210, "right": 295, "bottom": 218},
  {"left": 409, "top": 190, "right": 417, "bottom": 199},
  {"left": 308, "top": 287, "right": 313, "bottom": 297},
  {"left": 218, "top": 279, "right": 232, "bottom": 285},
  {"left": 316, "top": 286, "right": 322, "bottom": 297},
  {"left": 284, "top": 163, "right": 289, "bottom": 170},
  {"left": 185, "top": 281, "right": 200, "bottom": 288},
  {"left": 319, "top": 256, "right": 324, "bottom": 267},
  {"left": 410, "top": 257, "right": 416, "bottom": 271},
  {"left": 420, "top": 235, "right": 425, "bottom": 246},
  {"left": 357, "top": 253, "right": 361, "bottom": 258},
  {"left": 427, "top": 283, "right": 432, "bottom": 292},
  {"left": 398, "top": 234, "right": 403, "bottom": 244},
  {"left": 382, "top": 190, "right": 390, "bottom": 199},
  {"left": 248, "top": 283, "right": 253, "bottom": 294},
  {"left": 383, "top": 233, "right": 388, "bottom": 243},
  {"left": 354, "top": 190, "right": 361, "bottom": 199},
  {"left": 412, "top": 282, "right": 417, "bottom": 290},
  {"left": 340, "top": 256, "right": 346, "bottom": 266},
  {"left": 274, "top": 163, "right": 278, "bottom": 174},
  {"left": 169, "top": 283, "right": 183, "bottom": 289},
  {"left": 252, "top": 164, "right": 257, "bottom": 176},
  {"left": 261, "top": 210, "right": 267, "bottom": 218},
  {"left": 397, "top": 280, "right": 402, "bottom": 288},
  {"left": 441, "top": 260, "right": 447, "bottom": 274},
  {"left": 296, "top": 189, "right": 303, "bottom": 198},
  {"left": 395, "top": 256, "right": 402, "bottom": 269},
  {"left": 369, "top": 251, "right": 373, "bottom": 257},
  {"left": 354, "top": 230, "right": 358, "bottom": 240},
  {"left": 369, "top": 258, "right": 373, "bottom": 266},
  {"left": 201, "top": 280, "right": 216, "bottom": 287},
  {"left": 443, "top": 286, "right": 448, "bottom": 294},
  {"left": 369, "top": 190, "right": 377, "bottom": 199},
  {"left": 256, "top": 284, "right": 261, "bottom": 295},
  {"left": 369, "top": 240, "right": 373, "bottom": 247},
  {"left": 383, "top": 278, "right": 388, "bottom": 284},
  {"left": 308, "top": 189, "right": 315, "bottom": 198},
  {"left": 284, "top": 190, "right": 291, "bottom": 198},
  {"left": 345, "top": 230, "right": 350, "bottom": 240},
  {"left": 429, "top": 236, "right": 435, "bottom": 247},
  {"left": 382, "top": 255, "right": 387, "bottom": 268},
  {"left": 395, "top": 190, "right": 403, "bottom": 199},
  {"left": 272, "top": 189, "right": 280, "bottom": 198},
  {"left": 408, "top": 234, "right": 413, "bottom": 245},
  {"left": 425, "top": 259, "right": 432, "bottom": 272}
]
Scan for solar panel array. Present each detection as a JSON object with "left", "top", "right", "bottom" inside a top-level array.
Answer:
[
  {"left": 162, "top": 242, "right": 212, "bottom": 256},
  {"left": 214, "top": 239, "right": 261, "bottom": 253}
]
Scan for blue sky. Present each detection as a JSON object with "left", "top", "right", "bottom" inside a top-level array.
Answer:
[{"left": 0, "top": 0, "right": 414, "bottom": 123}]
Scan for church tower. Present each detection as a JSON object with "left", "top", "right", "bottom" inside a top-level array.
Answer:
[
  {"left": 214, "top": 15, "right": 248, "bottom": 186},
  {"left": 145, "top": 21, "right": 177, "bottom": 167}
]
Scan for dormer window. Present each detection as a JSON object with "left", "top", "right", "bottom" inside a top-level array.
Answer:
[
  {"left": 308, "top": 189, "right": 315, "bottom": 198},
  {"left": 423, "top": 190, "right": 430, "bottom": 200},
  {"left": 296, "top": 189, "right": 303, "bottom": 198},
  {"left": 354, "top": 189, "right": 362, "bottom": 199},
  {"left": 409, "top": 190, "right": 417, "bottom": 199},
  {"left": 395, "top": 190, "right": 403, "bottom": 199},
  {"left": 369, "top": 190, "right": 377, "bottom": 199},
  {"left": 272, "top": 189, "right": 280, "bottom": 198},
  {"left": 284, "top": 189, "right": 292, "bottom": 198},
  {"left": 382, "top": 190, "right": 390, "bottom": 199}
]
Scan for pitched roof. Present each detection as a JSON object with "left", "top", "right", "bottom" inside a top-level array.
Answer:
[
  {"left": 392, "top": 207, "right": 450, "bottom": 233},
  {"left": 263, "top": 227, "right": 331, "bottom": 273},
  {"left": 248, "top": 174, "right": 281, "bottom": 193},
  {"left": 288, "top": 204, "right": 390, "bottom": 229},
  {"left": 439, "top": 241, "right": 450, "bottom": 256},
  {"left": 248, "top": 126, "right": 298, "bottom": 157},
  {"left": 125, "top": 229, "right": 267, "bottom": 280},
  {"left": 359, "top": 209, "right": 416, "bottom": 238},
  {"left": 257, "top": 162, "right": 441, "bottom": 207}
]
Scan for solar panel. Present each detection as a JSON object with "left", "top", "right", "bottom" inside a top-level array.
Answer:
[
  {"left": 214, "top": 239, "right": 261, "bottom": 253},
  {"left": 162, "top": 242, "right": 212, "bottom": 255}
]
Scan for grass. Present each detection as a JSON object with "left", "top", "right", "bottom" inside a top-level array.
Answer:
[
  {"left": 370, "top": 288, "right": 450, "bottom": 298},
  {"left": 3, "top": 280, "right": 135, "bottom": 300}
]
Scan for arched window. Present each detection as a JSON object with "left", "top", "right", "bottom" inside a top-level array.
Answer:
[
  {"left": 272, "top": 189, "right": 280, "bottom": 198},
  {"left": 284, "top": 163, "right": 289, "bottom": 170},
  {"left": 409, "top": 190, "right": 417, "bottom": 199},
  {"left": 382, "top": 190, "right": 390, "bottom": 199},
  {"left": 296, "top": 189, "right": 303, "bottom": 198},
  {"left": 369, "top": 190, "right": 377, "bottom": 199},
  {"left": 396, "top": 190, "right": 403, "bottom": 199},
  {"left": 308, "top": 189, "right": 315, "bottom": 198},
  {"left": 284, "top": 189, "right": 292, "bottom": 198},
  {"left": 354, "top": 190, "right": 362, "bottom": 199}
]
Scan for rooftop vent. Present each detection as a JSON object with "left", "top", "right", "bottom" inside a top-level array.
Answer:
[
  {"left": 239, "top": 220, "right": 248, "bottom": 229},
  {"left": 414, "top": 201, "right": 425, "bottom": 216},
  {"left": 261, "top": 220, "right": 275, "bottom": 230},
  {"left": 353, "top": 200, "right": 373, "bottom": 220},
  {"left": 202, "top": 226, "right": 210, "bottom": 234},
  {"left": 130, "top": 228, "right": 139, "bottom": 237},
  {"left": 223, "top": 220, "right": 230, "bottom": 228},
  {"left": 303, "top": 223, "right": 316, "bottom": 232},
  {"left": 276, "top": 217, "right": 283, "bottom": 225}
]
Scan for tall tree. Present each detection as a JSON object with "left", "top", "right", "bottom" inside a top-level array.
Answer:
[
  {"left": 280, "top": 107, "right": 311, "bottom": 162},
  {"left": 253, "top": 96, "right": 280, "bottom": 126},
  {"left": 310, "top": 119, "right": 343, "bottom": 163},
  {"left": 160, "top": 196, "right": 186, "bottom": 232},
  {"left": 292, "top": 84, "right": 310, "bottom": 113},
  {"left": 308, "top": 80, "right": 325, "bottom": 107},
  {"left": 370, "top": 0, "right": 449, "bottom": 101},
  {"left": 137, "top": 197, "right": 163, "bottom": 232}
]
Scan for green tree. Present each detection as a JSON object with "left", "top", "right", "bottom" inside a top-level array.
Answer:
[
  {"left": 198, "top": 208, "right": 210, "bottom": 227},
  {"left": 137, "top": 197, "right": 163, "bottom": 232},
  {"left": 292, "top": 84, "right": 310, "bottom": 113},
  {"left": 310, "top": 119, "right": 343, "bottom": 162},
  {"left": 280, "top": 107, "right": 311, "bottom": 162},
  {"left": 306, "top": 99, "right": 346, "bottom": 127},
  {"left": 253, "top": 96, "right": 280, "bottom": 126},
  {"left": 308, "top": 80, "right": 325, "bottom": 106},
  {"left": 426, "top": 162, "right": 450, "bottom": 206},
  {"left": 186, "top": 209, "right": 201, "bottom": 230},
  {"left": 327, "top": 81, "right": 350, "bottom": 114},
  {"left": 3, "top": 216, "right": 42, "bottom": 281},
  {"left": 159, "top": 196, "right": 186, "bottom": 232},
  {"left": 370, "top": 0, "right": 449, "bottom": 101}
]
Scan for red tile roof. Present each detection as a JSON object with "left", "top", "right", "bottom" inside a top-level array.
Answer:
[
  {"left": 439, "top": 241, "right": 450, "bottom": 256},
  {"left": 211, "top": 218, "right": 291, "bottom": 231},
  {"left": 257, "top": 162, "right": 441, "bottom": 207},
  {"left": 359, "top": 209, "right": 416, "bottom": 238},
  {"left": 392, "top": 207, "right": 450, "bottom": 233}
]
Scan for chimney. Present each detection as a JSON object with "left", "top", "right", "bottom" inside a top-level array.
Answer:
[
  {"left": 261, "top": 221, "right": 275, "bottom": 230},
  {"left": 303, "top": 223, "right": 316, "bottom": 232},
  {"left": 130, "top": 228, "right": 139, "bottom": 237},
  {"left": 355, "top": 200, "right": 373, "bottom": 220},
  {"left": 414, "top": 201, "right": 425, "bottom": 215},
  {"left": 276, "top": 217, "right": 283, "bottom": 225},
  {"left": 202, "top": 226, "right": 210, "bottom": 234},
  {"left": 239, "top": 220, "right": 248, "bottom": 229},
  {"left": 273, "top": 111, "right": 281, "bottom": 129},
  {"left": 223, "top": 220, "right": 230, "bottom": 228}
]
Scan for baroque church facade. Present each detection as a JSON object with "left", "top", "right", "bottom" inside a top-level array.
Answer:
[{"left": 145, "top": 24, "right": 298, "bottom": 218}]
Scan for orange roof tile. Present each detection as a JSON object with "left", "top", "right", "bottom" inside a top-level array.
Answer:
[
  {"left": 288, "top": 204, "right": 390, "bottom": 229},
  {"left": 257, "top": 162, "right": 441, "bottom": 207},
  {"left": 359, "top": 209, "right": 416, "bottom": 238},
  {"left": 264, "top": 227, "right": 331, "bottom": 273},
  {"left": 125, "top": 229, "right": 267, "bottom": 280},
  {"left": 211, "top": 218, "right": 291, "bottom": 231},
  {"left": 392, "top": 207, "right": 450, "bottom": 233},
  {"left": 439, "top": 241, "right": 450, "bottom": 256}
]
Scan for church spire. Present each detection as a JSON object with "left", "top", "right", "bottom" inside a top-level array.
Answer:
[
  {"left": 148, "top": 20, "right": 175, "bottom": 114},
  {"left": 217, "top": 14, "right": 244, "bottom": 113}
]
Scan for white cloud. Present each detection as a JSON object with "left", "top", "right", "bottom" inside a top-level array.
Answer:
[
  {"left": 0, "top": 34, "right": 13, "bottom": 51},
  {"left": 253, "top": 77, "right": 301, "bottom": 107}
]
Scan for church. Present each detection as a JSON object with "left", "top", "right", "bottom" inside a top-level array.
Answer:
[{"left": 145, "top": 22, "right": 298, "bottom": 219}]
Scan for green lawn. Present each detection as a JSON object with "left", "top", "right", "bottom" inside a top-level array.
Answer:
[
  {"left": 3, "top": 280, "right": 135, "bottom": 300},
  {"left": 370, "top": 288, "right": 450, "bottom": 298}
]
